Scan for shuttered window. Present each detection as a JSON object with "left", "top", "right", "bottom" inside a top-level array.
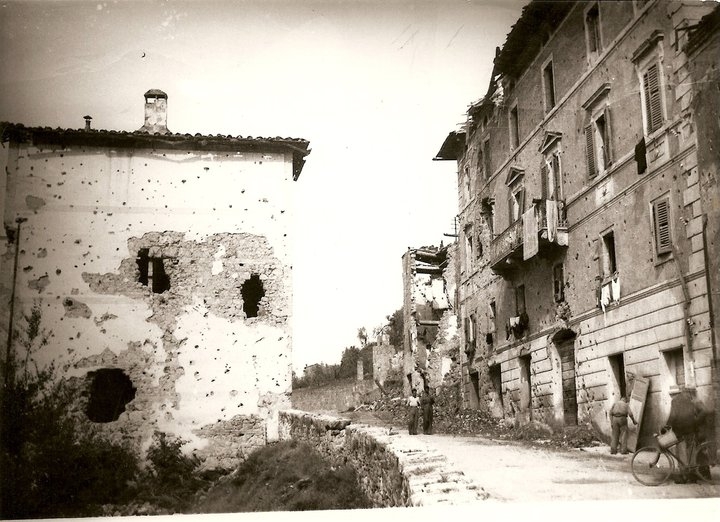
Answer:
[
  {"left": 652, "top": 197, "right": 672, "bottom": 255},
  {"left": 643, "top": 63, "right": 663, "bottom": 134},
  {"left": 541, "top": 162, "right": 549, "bottom": 200},
  {"left": 585, "top": 124, "right": 596, "bottom": 178}
]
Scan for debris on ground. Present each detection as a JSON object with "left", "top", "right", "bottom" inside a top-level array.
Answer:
[{"left": 353, "top": 377, "right": 601, "bottom": 450}]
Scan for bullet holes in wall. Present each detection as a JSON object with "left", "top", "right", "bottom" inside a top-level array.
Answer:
[
  {"left": 85, "top": 368, "right": 136, "bottom": 423},
  {"left": 241, "top": 274, "right": 265, "bottom": 318}
]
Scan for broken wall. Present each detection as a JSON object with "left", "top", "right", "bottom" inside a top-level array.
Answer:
[
  {"left": 402, "top": 245, "right": 458, "bottom": 396},
  {"left": 0, "top": 141, "right": 297, "bottom": 468}
]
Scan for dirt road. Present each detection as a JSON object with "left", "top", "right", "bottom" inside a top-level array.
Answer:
[
  {"left": 342, "top": 410, "right": 720, "bottom": 502},
  {"left": 414, "top": 433, "right": 720, "bottom": 501}
]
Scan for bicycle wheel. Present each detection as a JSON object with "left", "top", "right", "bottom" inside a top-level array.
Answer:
[
  {"left": 692, "top": 441, "right": 717, "bottom": 484},
  {"left": 632, "top": 447, "right": 674, "bottom": 486}
]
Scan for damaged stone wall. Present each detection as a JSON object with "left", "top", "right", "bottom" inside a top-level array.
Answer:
[
  {"left": 0, "top": 140, "right": 298, "bottom": 469},
  {"left": 401, "top": 245, "right": 459, "bottom": 396}
]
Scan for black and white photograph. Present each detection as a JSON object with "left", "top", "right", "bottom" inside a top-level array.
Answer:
[{"left": 0, "top": 0, "right": 719, "bottom": 519}]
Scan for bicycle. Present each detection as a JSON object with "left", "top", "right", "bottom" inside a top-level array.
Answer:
[{"left": 631, "top": 427, "right": 717, "bottom": 486}]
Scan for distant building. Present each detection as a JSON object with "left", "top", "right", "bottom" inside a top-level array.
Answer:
[
  {"left": 435, "top": 1, "right": 719, "bottom": 446},
  {"left": 0, "top": 89, "right": 310, "bottom": 469},
  {"left": 401, "top": 244, "right": 459, "bottom": 395}
]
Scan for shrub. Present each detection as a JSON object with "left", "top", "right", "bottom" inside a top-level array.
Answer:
[{"left": 0, "top": 305, "right": 141, "bottom": 519}]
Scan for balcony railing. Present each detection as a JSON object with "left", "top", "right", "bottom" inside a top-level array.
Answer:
[{"left": 489, "top": 200, "right": 568, "bottom": 276}]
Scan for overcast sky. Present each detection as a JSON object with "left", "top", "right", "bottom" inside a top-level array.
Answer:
[{"left": 0, "top": 0, "right": 525, "bottom": 372}]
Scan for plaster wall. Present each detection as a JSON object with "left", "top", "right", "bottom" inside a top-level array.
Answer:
[{"left": 1, "top": 142, "right": 296, "bottom": 468}]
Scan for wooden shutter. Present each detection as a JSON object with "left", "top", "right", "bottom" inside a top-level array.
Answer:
[
  {"left": 518, "top": 189, "right": 526, "bottom": 215},
  {"left": 644, "top": 63, "right": 663, "bottom": 133},
  {"left": 585, "top": 123, "right": 596, "bottom": 178},
  {"left": 653, "top": 198, "right": 672, "bottom": 254},
  {"left": 541, "top": 162, "right": 549, "bottom": 200},
  {"left": 603, "top": 106, "right": 613, "bottom": 167}
]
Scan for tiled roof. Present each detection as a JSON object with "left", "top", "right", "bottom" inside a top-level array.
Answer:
[{"left": 1, "top": 122, "right": 311, "bottom": 180}]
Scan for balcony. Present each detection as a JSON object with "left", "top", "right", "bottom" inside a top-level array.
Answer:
[{"left": 489, "top": 200, "right": 568, "bottom": 277}]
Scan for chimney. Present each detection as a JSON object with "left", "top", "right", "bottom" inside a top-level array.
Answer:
[
  {"left": 83, "top": 115, "right": 92, "bottom": 131},
  {"left": 140, "top": 89, "right": 169, "bottom": 134}
]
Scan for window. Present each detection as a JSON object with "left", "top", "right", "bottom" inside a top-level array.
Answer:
[
  {"left": 541, "top": 152, "right": 562, "bottom": 201},
  {"left": 553, "top": 263, "right": 565, "bottom": 302},
  {"left": 508, "top": 186, "right": 525, "bottom": 224},
  {"left": 585, "top": 3, "right": 602, "bottom": 58},
  {"left": 601, "top": 231, "right": 617, "bottom": 277},
  {"left": 641, "top": 62, "right": 664, "bottom": 135},
  {"left": 652, "top": 196, "right": 672, "bottom": 255},
  {"left": 488, "top": 300, "right": 497, "bottom": 344},
  {"left": 509, "top": 104, "right": 520, "bottom": 149},
  {"left": 483, "top": 138, "right": 492, "bottom": 178},
  {"left": 137, "top": 248, "right": 170, "bottom": 294},
  {"left": 542, "top": 59, "right": 556, "bottom": 112},
  {"left": 482, "top": 199, "right": 495, "bottom": 237},
  {"left": 464, "top": 314, "right": 476, "bottom": 354},
  {"left": 585, "top": 107, "right": 612, "bottom": 178},
  {"left": 663, "top": 348, "right": 686, "bottom": 389},
  {"left": 515, "top": 284, "right": 526, "bottom": 316},
  {"left": 463, "top": 166, "right": 471, "bottom": 204},
  {"left": 464, "top": 224, "right": 474, "bottom": 271}
]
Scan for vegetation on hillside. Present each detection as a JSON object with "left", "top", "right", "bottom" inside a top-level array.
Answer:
[{"left": 193, "top": 440, "right": 372, "bottom": 512}]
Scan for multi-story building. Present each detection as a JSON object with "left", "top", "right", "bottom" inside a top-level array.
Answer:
[
  {"left": 401, "top": 244, "right": 459, "bottom": 395},
  {"left": 435, "top": 0, "right": 718, "bottom": 447},
  {"left": 0, "top": 90, "right": 310, "bottom": 468}
]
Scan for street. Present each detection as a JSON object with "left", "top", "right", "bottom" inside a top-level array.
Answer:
[{"left": 344, "top": 410, "right": 720, "bottom": 502}]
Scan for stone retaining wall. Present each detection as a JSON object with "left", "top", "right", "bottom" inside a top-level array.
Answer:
[
  {"left": 291, "top": 379, "right": 379, "bottom": 412},
  {"left": 278, "top": 410, "right": 488, "bottom": 507}
]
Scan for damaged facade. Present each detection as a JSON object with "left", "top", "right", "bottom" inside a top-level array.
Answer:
[
  {"left": 435, "top": 1, "right": 719, "bottom": 446},
  {"left": 401, "top": 244, "right": 459, "bottom": 395},
  {"left": 0, "top": 90, "right": 310, "bottom": 469}
]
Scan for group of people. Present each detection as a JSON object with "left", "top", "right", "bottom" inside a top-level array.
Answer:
[{"left": 406, "top": 388, "right": 435, "bottom": 435}]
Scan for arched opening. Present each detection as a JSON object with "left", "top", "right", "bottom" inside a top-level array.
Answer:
[
  {"left": 241, "top": 274, "right": 265, "bottom": 318},
  {"left": 85, "top": 369, "right": 136, "bottom": 423}
]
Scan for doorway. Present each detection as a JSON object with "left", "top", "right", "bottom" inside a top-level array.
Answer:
[
  {"left": 608, "top": 353, "right": 627, "bottom": 398},
  {"left": 557, "top": 340, "right": 578, "bottom": 425}
]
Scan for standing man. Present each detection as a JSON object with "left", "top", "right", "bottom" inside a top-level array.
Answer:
[
  {"left": 421, "top": 387, "right": 435, "bottom": 435},
  {"left": 610, "top": 395, "right": 637, "bottom": 454},
  {"left": 406, "top": 389, "right": 420, "bottom": 435}
]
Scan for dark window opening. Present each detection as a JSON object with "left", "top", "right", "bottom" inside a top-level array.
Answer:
[
  {"left": 515, "top": 284, "right": 526, "bottom": 316},
  {"left": 469, "top": 371, "right": 480, "bottom": 409},
  {"left": 241, "top": 273, "right": 265, "bottom": 318},
  {"left": 137, "top": 248, "right": 170, "bottom": 293},
  {"left": 553, "top": 264, "right": 565, "bottom": 302},
  {"left": 86, "top": 368, "right": 136, "bottom": 423},
  {"left": 490, "top": 364, "right": 504, "bottom": 410},
  {"left": 543, "top": 61, "right": 556, "bottom": 110},
  {"left": 586, "top": 4, "right": 601, "bottom": 54},
  {"left": 609, "top": 353, "right": 627, "bottom": 398},
  {"left": 510, "top": 105, "right": 520, "bottom": 149},
  {"left": 483, "top": 138, "right": 492, "bottom": 179},
  {"left": 519, "top": 354, "right": 532, "bottom": 417},
  {"left": 664, "top": 348, "right": 685, "bottom": 388},
  {"left": 602, "top": 231, "right": 617, "bottom": 276}
]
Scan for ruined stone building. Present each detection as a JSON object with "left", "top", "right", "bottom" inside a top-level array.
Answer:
[
  {"left": 0, "top": 90, "right": 310, "bottom": 468},
  {"left": 401, "top": 245, "right": 459, "bottom": 395},
  {"left": 434, "top": 1, "right": 720, "bottom": 446}
]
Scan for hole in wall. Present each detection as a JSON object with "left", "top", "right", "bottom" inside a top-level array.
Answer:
[
  {"left": 136, "top": 248, "right": 170, "bottom": 293},
  {"left": 85, "top": 368, "right": 136, "bottom": 423},
  {"left": 241, "top": 273, "right": 265, "bottom": 318}
]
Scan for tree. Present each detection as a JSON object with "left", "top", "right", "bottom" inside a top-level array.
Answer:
[
  {"left": 386, "top": 308, "right": 404, "bottom": 350},
  {"left": 357, "top": 327, "right": 368, "bottom": 347}
]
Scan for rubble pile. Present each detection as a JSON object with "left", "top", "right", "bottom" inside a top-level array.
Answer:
[{"left": 355, "top": 376, "right": 601, "bottom": 449}]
